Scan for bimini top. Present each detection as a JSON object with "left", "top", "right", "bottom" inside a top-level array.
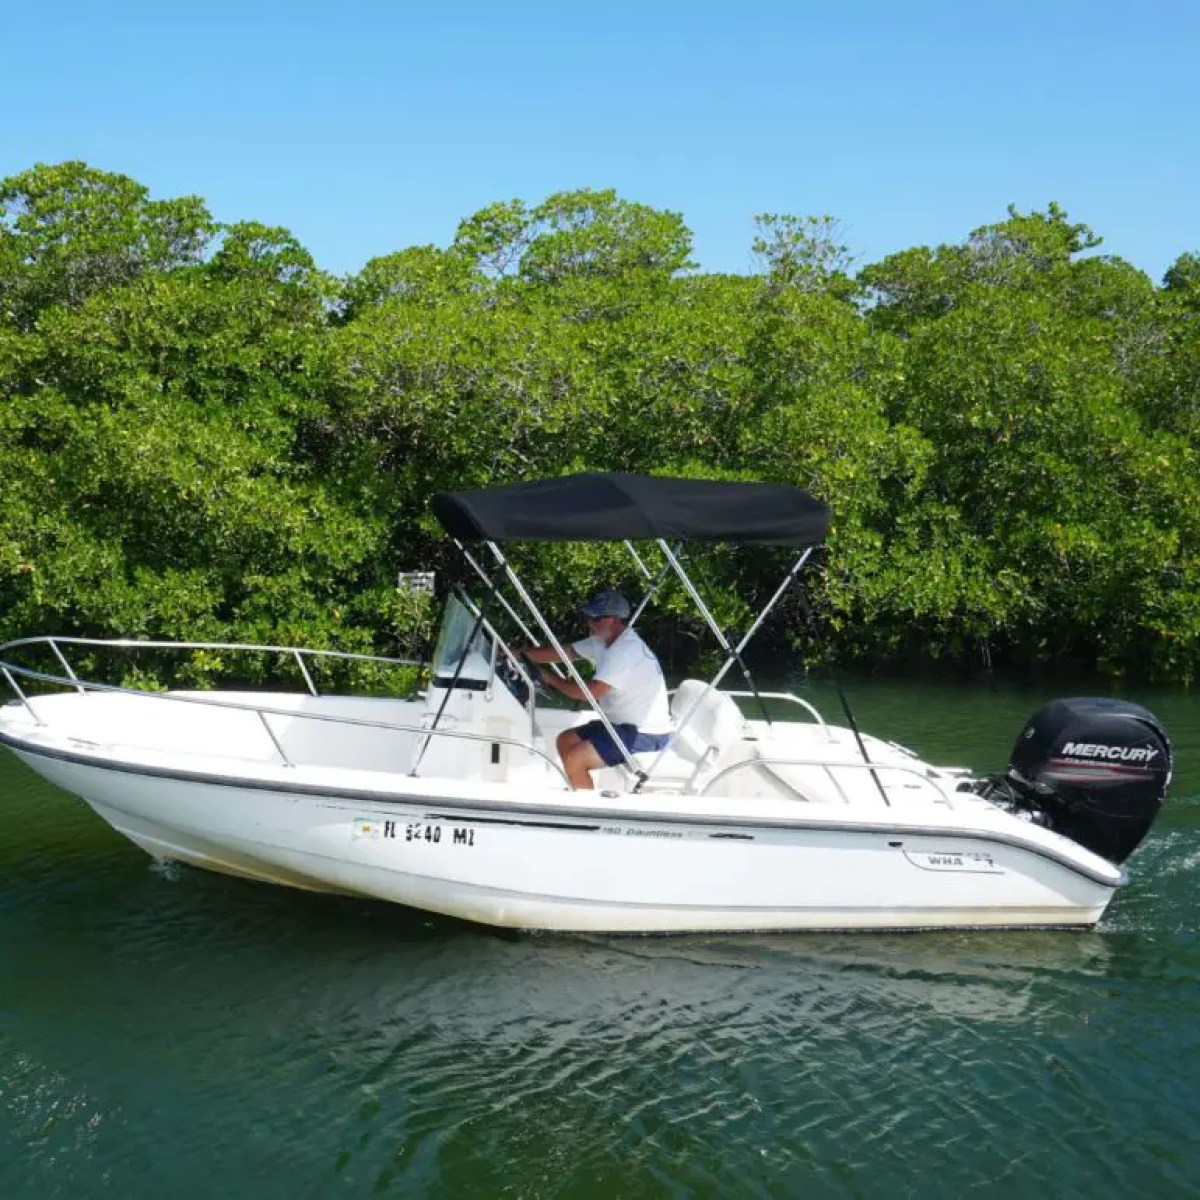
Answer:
[{"left": 431, "top": 472, "right": 829, "bottom": 546}]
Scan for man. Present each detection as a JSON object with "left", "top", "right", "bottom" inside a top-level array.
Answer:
[{"left": 522, "top": 589, "right": 672, "bottom": 790}]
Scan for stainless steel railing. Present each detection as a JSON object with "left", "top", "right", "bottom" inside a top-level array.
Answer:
[
  {"left": 721, "top": 691, "right": 832, "bottom": 736},
  {"left": 698, "top": 755, "right": 955, "bottom": 807},
  {"left": 0, "top": 634, "right": 425, "bottom": 697},
  {"left": 665, "top": 685, "right": 833, "bottom": 735},
  {"left": 0, "top": 638, "right": 571, "bottom": 788}
]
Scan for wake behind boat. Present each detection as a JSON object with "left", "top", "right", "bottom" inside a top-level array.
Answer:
[{"left": 0, "top": 473, "right": 1174, "bottom": 932}]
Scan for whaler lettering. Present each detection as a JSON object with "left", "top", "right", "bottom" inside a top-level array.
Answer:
[
  {"left": 905, "top": 849, "right": 1003, "bottom": 874},
  {"left": 1059, "top": 742, "right": 1159, "bottom": 764}
]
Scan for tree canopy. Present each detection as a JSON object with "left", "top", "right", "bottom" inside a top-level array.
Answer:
[{"left": 2, "top": 163, "right": 1198, "bottom": 683}]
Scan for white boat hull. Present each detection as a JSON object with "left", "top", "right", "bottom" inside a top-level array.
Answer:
[
  {"left": 3, "top": 483, "right": 1168, "bottom": 934},
  {"left": 6, "top": 714, "right": 1120, "bottom": 933}
]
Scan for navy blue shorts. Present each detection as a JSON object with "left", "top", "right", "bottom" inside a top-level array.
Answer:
[{"left": 575, "top": 720, "right": 671, "bottom": 767}]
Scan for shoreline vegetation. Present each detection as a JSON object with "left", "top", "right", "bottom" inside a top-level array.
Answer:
[{"left": 2, "top": 162, "right": 1198, "bottom": 685}]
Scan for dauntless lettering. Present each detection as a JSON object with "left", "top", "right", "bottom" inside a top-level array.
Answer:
[{"left": 1059, "top": 742, "right": 1159, "bottom": 763}]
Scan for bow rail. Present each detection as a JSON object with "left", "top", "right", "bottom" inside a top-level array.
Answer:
[
  {"left": 0, "top": 634, "right": 424, "bottom": 696},
  {"left": 0, "top": 650, "right": 571, "bottom": 787}
]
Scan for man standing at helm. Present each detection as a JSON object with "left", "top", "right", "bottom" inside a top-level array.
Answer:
[{"left": 522, "top": 589, "right": 672, "bottom": 790}]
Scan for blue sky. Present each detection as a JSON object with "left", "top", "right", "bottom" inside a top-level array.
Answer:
[{"left": 5, "top": 0, "right": 1197, "bottom": 282}]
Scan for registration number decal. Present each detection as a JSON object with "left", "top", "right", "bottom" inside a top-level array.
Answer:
[{"left": 352, "top": 818, "right": 475, "bottom": 847}]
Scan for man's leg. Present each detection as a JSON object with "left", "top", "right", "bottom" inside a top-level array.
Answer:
[
  {"left": 555, "top": 728, "right": 605, "bottom": 790},
  {"left": 562, "top": 738, "right": 605, "bottom": 790}
]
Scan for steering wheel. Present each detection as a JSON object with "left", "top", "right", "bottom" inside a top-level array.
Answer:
[
  {"left": 494, "top": 655, "right": 532, "bottom": 706},
  {"left": 519, "top": 650, "right": 560, "bottom": 701}
]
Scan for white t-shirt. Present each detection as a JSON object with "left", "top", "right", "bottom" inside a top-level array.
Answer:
[{"left": 571, "top": 627, "right": 672, "bottom": 735}]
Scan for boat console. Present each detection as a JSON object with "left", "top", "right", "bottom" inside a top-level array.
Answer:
[{"left": 411, "top": 593, "right": 539, "bottom": 781}]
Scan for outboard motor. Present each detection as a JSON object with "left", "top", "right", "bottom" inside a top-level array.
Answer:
[{"left": 982, "top": 697, "right": 1172, "bottom": 864}]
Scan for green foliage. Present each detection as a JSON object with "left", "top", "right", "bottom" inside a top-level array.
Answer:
[
  {"left": 336, "top": 246, "right": 474, "bottom": 322},
  {"left": 1164, "top": 252, "right": 1200, "bottom": 304},
  {"left": 0, "top": 161, "right": 214, "bottom": 329},
  {"left": 451, "top": 188, "right": 695, "bottom": 284},
  {"left": 752, "top": 214, "right": 855, "bottom": 299},
  {"left": 2, "top": 164, "right": 1198, "bottom": 686}
]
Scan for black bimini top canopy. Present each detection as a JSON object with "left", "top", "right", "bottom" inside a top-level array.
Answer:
[{"left": 431, "top": 472, "right": 829, "bottom": 547}]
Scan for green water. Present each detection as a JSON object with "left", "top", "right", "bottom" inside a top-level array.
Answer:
[{"left": 2, "top": 677, "right": 1199, "bottom": 1198}]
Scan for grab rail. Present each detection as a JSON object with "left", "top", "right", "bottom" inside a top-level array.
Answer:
[
  {"left": 721, "top": 691, "right": 832, "bottom": 737},
  {"left": 0, "top": 657, "right": 571, "bottom": 789},
  {"left": 0, "top": 635, "right": 424, "bottom": 700},
  {"left": 666, "top": 686, "right": 832, "bottom": 737},
  {"left": 699, "top": 756, "right": 954, "bottom": 807},
  {"left": 1, "top": 666, "right": 42, "bottom": 726}
]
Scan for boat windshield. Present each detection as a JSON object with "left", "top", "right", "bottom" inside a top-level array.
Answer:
[{"left": 431, "top": 593, "right": 493, "bottom": 684}]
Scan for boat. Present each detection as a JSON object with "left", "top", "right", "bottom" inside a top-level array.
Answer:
[{"left": 0, "top": 473, "right": 1174, "bottom": 932}]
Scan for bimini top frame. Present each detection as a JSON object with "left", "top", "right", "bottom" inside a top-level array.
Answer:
[{"left": 431, "top": 473, "right": 829, "bottom": 788}]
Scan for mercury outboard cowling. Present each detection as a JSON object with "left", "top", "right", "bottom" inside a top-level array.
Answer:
[{"left": 990, "top": 697, "right": 1172, "bottom": 864}]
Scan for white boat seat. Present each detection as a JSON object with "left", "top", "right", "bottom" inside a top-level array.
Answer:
[
  {"left": 596, "top": 682, "right": 751, "bottom": 792},
  {"left": 669, "top": 680, "right": 749, "bottom": 762},
  {"left": 622, "top": 680, "right": 749, "bottom": 791}
]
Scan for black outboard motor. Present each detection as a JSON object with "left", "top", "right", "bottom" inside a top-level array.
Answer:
[{"left": 983, "top": 698, "right": 1172, "bottom": 864}]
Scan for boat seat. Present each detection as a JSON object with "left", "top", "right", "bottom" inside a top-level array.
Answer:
[
  {"left": 630, "top": 680, "right": 750, "bottom": 790},
  {"left": 669, "top": 680, "right": 749, "bottom": 760},
  {"left": 593, "top": 682, "right": 751, "bottom": 792}
]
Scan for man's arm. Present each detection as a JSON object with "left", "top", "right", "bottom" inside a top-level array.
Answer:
[
  {"left": 539, "top": 672, "right": 613, "bottom": 704},
  {"left": 521, "top": 645, "right": 577, "bottom": 665}
]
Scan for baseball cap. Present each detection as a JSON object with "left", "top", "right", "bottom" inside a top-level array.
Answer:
[{"left": 580, "top": 588, "right": 631, "bottom": 620}]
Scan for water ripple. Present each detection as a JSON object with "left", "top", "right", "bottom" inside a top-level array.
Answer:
[{"left": 4, "top": 727, "right": 1200, "bottom": 1197}]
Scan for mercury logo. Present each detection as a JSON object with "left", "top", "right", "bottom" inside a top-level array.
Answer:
[{"left": 1060, "top": 742, "right": 1159, "bottom": 763}]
